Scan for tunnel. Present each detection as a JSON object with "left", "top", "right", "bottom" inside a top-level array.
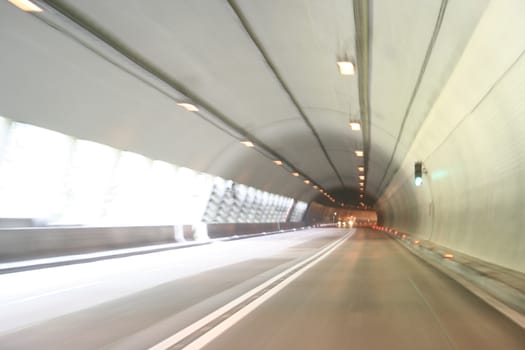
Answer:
[{"left": 0, "top": 0, "right": 524, "bottom": 349}]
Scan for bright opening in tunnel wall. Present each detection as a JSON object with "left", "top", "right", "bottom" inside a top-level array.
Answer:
[{"left": 0, "top": 116, "right": 308, "bottom": 227}]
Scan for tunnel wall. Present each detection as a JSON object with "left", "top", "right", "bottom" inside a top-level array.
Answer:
[
  {"left": 0, "top": 222, "right": 305, "bottom": 262},
  {"left": 376, "top": 0, "right": 525, "bottom": 273}
]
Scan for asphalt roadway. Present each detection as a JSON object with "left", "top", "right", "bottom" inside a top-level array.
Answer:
[{"left": 0, "top": 228, "right": 524, "bottom": 349}]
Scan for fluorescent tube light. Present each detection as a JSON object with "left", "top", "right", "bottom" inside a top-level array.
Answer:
[
  {"left": 240, "top": 141, "right": 254, "bottom": 148},
  {"left": 337, "top": 61, "right": 355, "bottom": 76},
  {"left": 8, "top": 0, "right": 42, "bottom": 12},
  {"left": 177, "top": 102, "right": 198, "bottom": 112},
  {"left": 349, "top": 122, "right": 361, "bottom": 131}
]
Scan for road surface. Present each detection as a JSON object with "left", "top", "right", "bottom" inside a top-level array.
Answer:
[{"left": 0, "top": 228, "right": 523, "bottom": 349}]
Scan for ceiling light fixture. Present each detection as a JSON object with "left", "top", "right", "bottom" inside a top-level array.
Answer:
[
  {"left": 355, "top": 150, "right": 364, "bottom": 157},
  {"left": 240, "top": 141, "right": 254, "bottom": 148},
  {"left": 313, "top": 185, "right": 318, "bottom": 189},
  {"left": 337, "top": 61, "right": 355, "bottom": 76},
  {"left": 359, "top": 182, "right": 364, "bottom": 186},
  {"left": 304, "top": 180, "right": 310, "bottom": 184},
  {"left": 177, "top": 102, "right": 199, "bottom": 112},
  {"left": 273, "top": 160, "right": 283, "bottom": 166},
  {"left": 8, "top": 0, "right": 42, "bottom": 12},
  {"left": 292, "top": 172, "right": 300, "bottom": 177},
  {"left": 359, "top": 175, "right": 365, "bottom": 180},
  {"left": 358, "top": 167, "right": 365, "bottom": 172},
  {"left": 349, "top": 122, "right": 361, "bottom": 131}
]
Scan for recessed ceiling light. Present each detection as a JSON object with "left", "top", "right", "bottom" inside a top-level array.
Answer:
[
  {"left": 313, "top": 185, "right": 318, "bottom": 189},
  {"left": 349, "top": 122, "right": 361, "bottom": 131},
  {"left": 177, "top": 102, "right": 199, "bottom": 112},
  {"left": 304, "top": 180, "right": 310, "bottom": 184},
  {"left": 355, "top": 150, "right": 364, "bottom": 157},
  {"left": 359, "top": 175, "right": 365, "bottom": 180},
  {"left": 8, "top": 0, "right": 42, "bottom": 12},
  {"left": 240, "top": 141, "right": 254, "bottom": 147},
  {"left": 358, "top": 167, "right": 365, "bottom": 172},
  {"left": 273, "top": 160, "right": 283, "bottom": 166},
  {"left": 292, "top": 172, "right": 300, "bottom": 177},
  {"left": 337, "top": 61, "right": 355, "bottom": 76}
]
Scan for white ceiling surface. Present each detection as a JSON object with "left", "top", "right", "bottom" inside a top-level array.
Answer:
[{"left": 0, "top": 0, "right": 490, "bottom": 205}]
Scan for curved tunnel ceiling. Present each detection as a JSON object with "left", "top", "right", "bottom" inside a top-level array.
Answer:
[{"left": 0, "top": 0, "right": 490, "bottom": 207}]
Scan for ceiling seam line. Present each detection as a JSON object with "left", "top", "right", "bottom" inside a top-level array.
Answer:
[
  {"left": 36, "top": 0, "right": 327, "bottom": 189},
  {"left": 376, "top": 0, "right": 449, "bottom": 196},
  {"left": 353, "top": 0, "right": 372, "bottom": 194},
  {"left": 227, "top": 0, "right": 347, "bottom": 190}
]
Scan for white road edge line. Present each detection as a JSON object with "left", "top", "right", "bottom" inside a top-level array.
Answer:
[
  {"left": 3, "top": 281, "right": 101, "bottom": 306},
  {"left": 148, "top": 229, "right": 354, "bottom": 350}
]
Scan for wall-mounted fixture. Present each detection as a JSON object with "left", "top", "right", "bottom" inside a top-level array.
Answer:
[{"left": 415, "top": 161, "right": 424, "bottom": 186}]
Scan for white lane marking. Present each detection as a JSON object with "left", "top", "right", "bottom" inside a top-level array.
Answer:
[
  {"left": 408, "top": 278, "right": 458, "bottom": 350},
  {"left": 148, "top": 229, "right": 354, "bottom": 350},
  {"left": 0, "top": 242, "right": 196, "bottom": 271},
  {"left": 3, "top": 281, "right": 101, "bottom": 306},
  {"left": 0, "top": 228, "right": 323, "bottom": 272}
]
